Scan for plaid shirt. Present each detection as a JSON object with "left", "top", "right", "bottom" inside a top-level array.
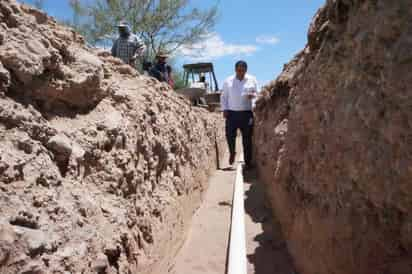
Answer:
[{"left": 111, "top": 34, "right": 145, "bottom": 65}]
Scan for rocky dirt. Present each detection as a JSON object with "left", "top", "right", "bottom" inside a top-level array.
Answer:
[
  {"left": 0, "top": 1, "right": 225, "bottom": 273},
  {"left": 254, "top": 0, "right": 412, "bottom": 274}
]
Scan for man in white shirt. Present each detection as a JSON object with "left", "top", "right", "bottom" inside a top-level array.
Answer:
[{"left": 221, "top": 61, "right": 258, "bottom": 169}]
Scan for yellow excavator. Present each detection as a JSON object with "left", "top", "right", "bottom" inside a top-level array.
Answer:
[{"left": 175, "top": 63, "right": 221, "bottom": 111}]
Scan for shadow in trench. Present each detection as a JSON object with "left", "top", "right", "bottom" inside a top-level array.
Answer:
[{"left": 243, "top": 170, "right": 297, "bottom": 274}]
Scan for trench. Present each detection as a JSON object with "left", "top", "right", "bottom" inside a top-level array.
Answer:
[{"left": 168, "top": 142, "right": 296, "bottom": 274}]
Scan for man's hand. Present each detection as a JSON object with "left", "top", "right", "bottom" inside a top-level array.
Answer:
[
  {"left": 243, "top": 88, "right": 257, "bottom": 100},
  {"left": 247, "top": 93, "right": 257, "bottom": 100},
  {"left": 223, "top": 110, "right": 229, "bottom": 119}
]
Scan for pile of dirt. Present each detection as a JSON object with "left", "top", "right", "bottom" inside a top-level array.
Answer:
[
  {"left": 0, "top": 1, "right": 225, "bottom": 273},
  {"left": 254, "top": 0, "right": 412, "bottom": 273}
]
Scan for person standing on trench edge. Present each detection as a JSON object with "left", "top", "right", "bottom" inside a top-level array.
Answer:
[
  {"left": 221, "top": 60, "right": 258, "bottom": 170},
  {"left": 111, "top": 21, "right": 146, "bottom": 68}
]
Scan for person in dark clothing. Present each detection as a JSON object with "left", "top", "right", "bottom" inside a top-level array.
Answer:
[
  {"left": 142, "top": 60, "right": 152, "bottom": 75},
  {"left": 149, "top": 52, "right": 170, "bottom": 83},
  {"left": 221, "top": 61, "right": 258, "bottom": 170}
]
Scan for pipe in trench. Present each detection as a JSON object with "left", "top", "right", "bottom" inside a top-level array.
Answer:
[{"left": 227, "top": 159, "right": 247, "bottom": 274}]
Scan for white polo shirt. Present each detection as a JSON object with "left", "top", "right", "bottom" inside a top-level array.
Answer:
[{"left": 221, "top": 74, "right": 258, "bottom": 111}]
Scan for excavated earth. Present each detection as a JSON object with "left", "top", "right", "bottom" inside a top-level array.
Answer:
[
  {"left": 254, "top": 0, "right": 412, "bottom": 274},
  {"left": 0, "top": 1, "right": 225, "bottom": 273}
]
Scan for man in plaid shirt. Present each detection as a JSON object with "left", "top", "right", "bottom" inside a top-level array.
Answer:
[{"left": 111, "top": 21, "right": 146, "bottom": 67}]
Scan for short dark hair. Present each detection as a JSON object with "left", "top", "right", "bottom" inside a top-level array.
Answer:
[{"left": 235, "top": 60, "right": 248, "bottom": 70}]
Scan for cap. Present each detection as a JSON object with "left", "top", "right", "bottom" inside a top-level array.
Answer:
[
  {"left": 156, "top": 51, "right": 169, "bottom": 58},
  {"left": 117, "top": 21, "right": 129, "bottom": 28}
]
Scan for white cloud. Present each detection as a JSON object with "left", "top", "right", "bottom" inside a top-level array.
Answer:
[
  {"left": 256, "top": 35, "right": 280, "bottom": 45},
  {"left": 179, "top": 33, "right": 259, "bottom": 61}
]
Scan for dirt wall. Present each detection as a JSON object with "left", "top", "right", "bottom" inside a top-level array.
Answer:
[{"left": 254, "top": 1, "right": 412, "bottom": 273}]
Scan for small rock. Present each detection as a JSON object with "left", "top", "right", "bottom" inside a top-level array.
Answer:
[
  {"left": 47, "top": 134, "right": 72, "bottom": 157},
  {"left": 92, "top": 252, "right": 108, "bottom": 272},
  {"left": 32, "top": 196, "right": 45, "bottom": 208},
  {"left": 0, "top": 61, "right": 10, "bottom": 92},
  {"left": 76, "top": 219, "right": 84, "bottom": 227},
  {"left": 78, "top": 207, "right": 87, "bottom": 218},
  {"left": 35, "top": 174, "right": 49, "bottom": 187},
  {"left": 71, "top": 142, "right": 85, "bottom": 160},
  {"left": 9, "top": 211, "right": 39, "bottom": 230},
  {"left": 218, "top": 201, "right": 232, "bottom": 207},
  {"left": 24, "top": 229, "right": 47, "bottom": 257},
  {"left": 26, "top": 7, "right": 48, "bottom": 24},
  {"left": 20, "top": 261, "right": 45, "bottom": 274}
]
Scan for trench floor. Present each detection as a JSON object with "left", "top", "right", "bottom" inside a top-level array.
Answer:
[
  {"left": 170, "top": 157, "right": 296, "bottom": 274},
  {"left": 244, "top": 169, "right": 296, "bottom": 274},
  {"left": 170, "top": 166, "right": 235, "bottom": 274}
]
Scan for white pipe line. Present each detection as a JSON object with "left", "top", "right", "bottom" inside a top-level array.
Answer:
[{"left": 227, "top": 155, "right": 247, "bottom": 274}]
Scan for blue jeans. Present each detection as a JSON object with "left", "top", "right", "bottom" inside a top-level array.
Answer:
[{"left": 225, "top": 110, "right": 253, "bottom": 165}]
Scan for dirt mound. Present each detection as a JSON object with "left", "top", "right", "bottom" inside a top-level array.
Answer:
[
  {"left": 0, "top": 1, "right": 225, "bottom": 273},
  {"left": 254, "top": 1, "right": 412, "bottom": 274}
]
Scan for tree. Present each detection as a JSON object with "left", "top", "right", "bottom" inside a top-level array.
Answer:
[
  {"left": 172, "top": 69, "right": 188, "bottom": 89},
  {"left": 65, "top": 0, "right": 94, "bottom": 41},
  {"left": 69, "top": 0, "right": 218, "bottom": 57},
  {"left": 69, "top": 0, "right": 85, "bottom": 28},
  {"left": 33, "top": 0, "right": 45, "bottom": 9}
]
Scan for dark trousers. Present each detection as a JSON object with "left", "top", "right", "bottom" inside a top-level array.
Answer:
[{"left": 225, "top": 110, "right": 253, "bottom": 165}]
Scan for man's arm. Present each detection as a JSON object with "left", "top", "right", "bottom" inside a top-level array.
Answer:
[
  {"left": 111, "top": 40, "right": 118, "bottom": 57},
  {"left": 149, "top": 66, "right": 164, "bottom": 82},
  {"left": 253, "top": 77, "right": 259, "bottom": 95},
  {"left": 221, "top": 80, "right": 230, "bottom": 118},
  {"left": 133, "top": 36, "right": 146, "bottom": 56},
  {"left": 247, "top": 76, "right": 259, "bottom": 99},
  {"left": 251, "top": 77, "right": 259, "bottom": 108}
]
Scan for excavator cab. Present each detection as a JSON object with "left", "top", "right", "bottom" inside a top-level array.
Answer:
[{"left": 175, "top": 63, "right": 221, "bottom": 110}]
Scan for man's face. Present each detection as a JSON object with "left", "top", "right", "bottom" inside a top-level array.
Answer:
[
  {"left": 158, "top": 57, "right": 167, "bottom": 64},
  {"left": 118, "top": 27, "right": 128, "bottom": 37},
  {"left": 236, "top": 65, "right": 247, "bottom": 80}
]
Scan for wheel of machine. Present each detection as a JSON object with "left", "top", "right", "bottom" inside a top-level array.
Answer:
[
  {"left": 207, "top": 103, "right": 221, "bottom": 112},
  {"left": 204, "top": 92, "right": 221, "bottom": 105},
  {"left": 175, "top": 87, "right": 206, "bottom": 101}
]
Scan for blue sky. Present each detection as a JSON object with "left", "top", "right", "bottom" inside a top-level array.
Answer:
[{"left": 20, "top": 0, "right": 325, "bottom": 87}]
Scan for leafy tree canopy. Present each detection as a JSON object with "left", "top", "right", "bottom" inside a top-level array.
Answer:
[{"left": 69, "top": 0, "right": 218, "bottom": 57}]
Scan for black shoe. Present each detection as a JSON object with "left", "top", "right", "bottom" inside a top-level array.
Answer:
[{"left": 229, "top": 153, "right": 236, "bottom": 165}]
